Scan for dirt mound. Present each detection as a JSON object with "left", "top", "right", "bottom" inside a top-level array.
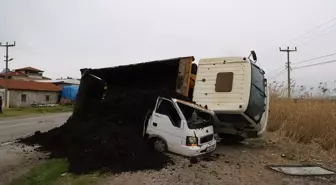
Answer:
[{"left": 20, "top": 58, "right": 192, "bottom": 174}]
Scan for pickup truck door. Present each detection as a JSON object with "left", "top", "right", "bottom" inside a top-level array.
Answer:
[{"left": 151, "top": 97, "right": 184, "bottom": 153}]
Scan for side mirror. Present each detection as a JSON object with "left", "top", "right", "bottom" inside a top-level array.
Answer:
[{"left": 251, "top": 50, "right": 257, "bottom": 61}]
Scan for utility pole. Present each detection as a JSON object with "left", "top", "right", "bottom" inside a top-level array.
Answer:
[
  {"left": 0, "top": 41, "right": 16, "bottom": 108},
  {"left": 279, "top": 46, "right": 297, "bottom": 99}
]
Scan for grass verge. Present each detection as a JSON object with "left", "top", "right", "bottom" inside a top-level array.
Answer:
[
  {"left": 0, "top": 105, "right": 73, "bottom": 118},
  {"left": 268, "top": 95, "right": 336, "bottom": 150},
  {"left": 9, "top": 159, "right": 100, "bottom": 185}
]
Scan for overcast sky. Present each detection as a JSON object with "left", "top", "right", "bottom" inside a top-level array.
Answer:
[{"left": 1, "top": 0, "right": 336, "bottom": 89}]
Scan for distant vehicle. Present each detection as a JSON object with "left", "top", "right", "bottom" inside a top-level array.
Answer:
[{"left": 31, "top": 103, "right": 57, "bottom": 107}]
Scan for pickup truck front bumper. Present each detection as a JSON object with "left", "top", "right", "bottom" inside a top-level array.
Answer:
[{"left": 179, "top": 139, "right": 217, "bottom": 157}]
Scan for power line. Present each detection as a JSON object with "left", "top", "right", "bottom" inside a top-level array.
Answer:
[
  {"left": 295, "top": 27, "right": 336, "bottom": 47},
  {"left": 268, "top": 69, "right": 287, "bottom": 81},
  {"left": 292, "top": 52, "right": 336, "bottom": 65},
  {"left": 289, "top": 16, "right": 336, "bottom": 45},
  {"left": 262, "top": 16, "right": 336, "bottom": 60},
  {"left": 269, "top": 66, "right": 285, "bottom": 74},
  {"left": 292, "top": 60, "right": 336, "bottom": 70},
  {"left": 294, "top": 23, "right": 336, "bottom": 44},
  {"left": 267, "top": 67, "right": 286, "bottom": 78}
]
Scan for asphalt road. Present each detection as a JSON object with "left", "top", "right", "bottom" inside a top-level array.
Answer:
[{"left": 0, "top": 112, "right": 72, "bottom": 144}]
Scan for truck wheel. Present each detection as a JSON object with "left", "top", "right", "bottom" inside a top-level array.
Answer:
[
  {"left": 153, "top": 138, "right": 167, "bottom": 153},
  {"left": 218, "top": 134, "right": 245, "bottom": 144}
]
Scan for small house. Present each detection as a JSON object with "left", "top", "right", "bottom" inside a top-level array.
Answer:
[
  {"left": 0, "top": 66, "right": 51, "bottom": 81},
  {"left": 0, "top": 79, "right": 62, "bottom": 108}
]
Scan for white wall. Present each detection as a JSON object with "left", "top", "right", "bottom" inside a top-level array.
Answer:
[{"left": 9, "top": 90, "right": 60, "bottom": 107}]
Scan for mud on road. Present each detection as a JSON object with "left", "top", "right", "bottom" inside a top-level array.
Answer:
[{"left": 105, "top": 133, "right": 336, "bottom": 185}]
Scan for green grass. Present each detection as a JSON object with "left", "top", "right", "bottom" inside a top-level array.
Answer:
[
  {"left": 0, "top": 105, "right": 73, "bottom": 118},
  {"left": 9, "top": 159, "right": 100, "bottom": 185},
  {"left": 9, "top": 159, "right": 68, "bottom": 185},
  {"left": 53, "top": 173, "right": 100, "bottom": 185}
]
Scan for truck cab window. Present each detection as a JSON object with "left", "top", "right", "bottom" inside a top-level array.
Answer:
[
  {"left": 244, "top": 63, "right": 267, "bottom": 123},
  {"left": 156, "top": 99, "right": 181, "bottom": 128},
  {"left": 215, "top": 72, "right": 233, "bottom": 92},
  {"left": 251, "top": 64, "right": 265, "bottom": 94}
]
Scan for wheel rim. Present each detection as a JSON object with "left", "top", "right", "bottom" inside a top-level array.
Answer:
[{"left": 154, "top": 140, "right": 166, "bottom": 152}]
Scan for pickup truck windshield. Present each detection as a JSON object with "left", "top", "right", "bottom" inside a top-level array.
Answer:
[{"left": 176, "top": 102, "right": 213, "bottom": 129}]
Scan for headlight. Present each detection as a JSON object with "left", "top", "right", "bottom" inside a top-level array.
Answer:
[
  {"left": 186, "top": 136, "right": 198, "bottom": 146},
  {"left": 188, "top": 137, "right": 197, "bottom": 143}
]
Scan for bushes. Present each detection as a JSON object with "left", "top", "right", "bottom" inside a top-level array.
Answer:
[{"left": 268, "top": 94, "right": 336, "bottom": 150}]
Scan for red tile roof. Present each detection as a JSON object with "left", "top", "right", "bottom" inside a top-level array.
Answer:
[
  {"left": 15, "top": 67, "right": 44, "bottom": 72},
  {"left": 0, "top": 71, "right": 27, "bottom": 77},
  {"left": 0, "top": 79, "right": 62, "bottom": 92}
]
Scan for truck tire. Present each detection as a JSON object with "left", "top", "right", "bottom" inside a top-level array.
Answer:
[
  {"left": 218, "top": 134, "right": 245, "bottom": 144},
  {"left": 153, "top": 138, "right": 167, "bottom": 153}
]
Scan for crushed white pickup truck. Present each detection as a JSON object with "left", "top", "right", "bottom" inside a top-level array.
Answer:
[{"left": 143, "top": 97, "right": 217, "bottom": 157}]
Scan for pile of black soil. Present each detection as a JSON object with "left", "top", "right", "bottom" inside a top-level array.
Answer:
[{"left": 20, "top": 58, "right": 192, "bottom": 174}]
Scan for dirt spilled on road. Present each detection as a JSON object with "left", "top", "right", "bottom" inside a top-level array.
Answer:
[{"left": 20, "top": 58, "right": 193, "bottom": 174}]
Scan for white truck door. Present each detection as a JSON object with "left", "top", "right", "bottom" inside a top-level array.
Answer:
[{"left": 151, "top": 97, "right": 185, "bottom": 153}]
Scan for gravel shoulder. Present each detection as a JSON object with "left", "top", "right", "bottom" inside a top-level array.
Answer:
[
  {"left": 0, "top": 143, "right": 46, "bottom": 185},
  {"left": 0, "top": 113, "right": 70, "bottom": 185},
  {"left": 104, "top": 133, "right": 336, "bottom": 185}
]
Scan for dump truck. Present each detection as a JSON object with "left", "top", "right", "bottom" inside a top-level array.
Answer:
[{"left": 73, "top": 51, "right": 269, "bottom": 156}]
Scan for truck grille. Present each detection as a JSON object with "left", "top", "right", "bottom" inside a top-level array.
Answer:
[{"left": 200, "top": 134, "right": 213, "bottom": 144}]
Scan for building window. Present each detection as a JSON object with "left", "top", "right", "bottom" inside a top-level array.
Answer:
[
  {"left": 46, "top": 95, "right": 50, "bottom": 102},
  {"left": 21, "top": 94, "right": 27, "bottom": 102}
]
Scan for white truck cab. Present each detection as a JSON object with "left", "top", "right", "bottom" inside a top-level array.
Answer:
[
  {"left": 143, "top": 97, "right": 217, "bottom": 157},
  {"left": 193, "top": 53, "right": 269, "bottom": 141}
]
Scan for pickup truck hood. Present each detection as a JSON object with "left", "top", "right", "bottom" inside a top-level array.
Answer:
[{"left": 190, "top": 125, "right": 214, "bottom": 138}]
